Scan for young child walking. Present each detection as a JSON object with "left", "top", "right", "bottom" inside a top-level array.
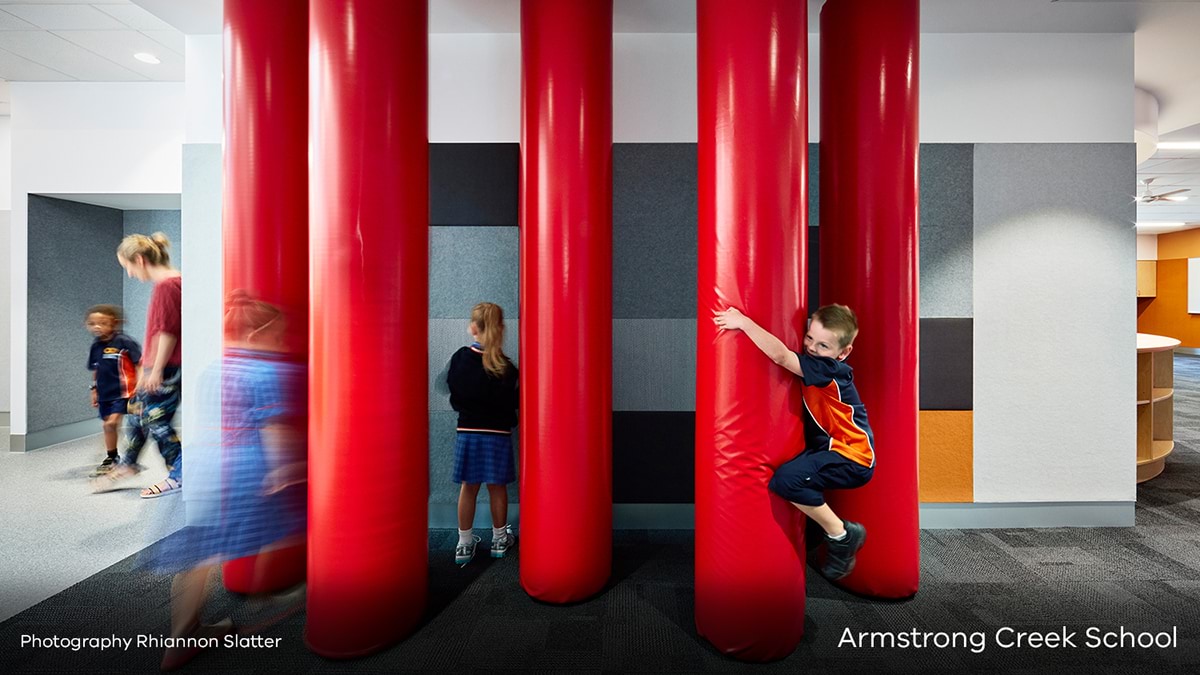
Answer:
[
  {"left": 713, "top": 303, "right": 874, "bottom": 580},
  {"left": 85, "top": 305, "right": 140, "bottom": 477},
  {"left": 442, "top": 302, "right": 519, "bottom": 565}
]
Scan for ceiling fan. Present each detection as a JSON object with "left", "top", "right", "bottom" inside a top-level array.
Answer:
[{"left": 1139, "top": 177, "right": 1190, "bottom": 203}]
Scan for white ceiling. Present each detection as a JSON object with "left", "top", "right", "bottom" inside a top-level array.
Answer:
[
  {"left": 37, "top": 192, "right": 181, "bottom": 210},
  {"left": 0, "top": 0, "right": 183, "bottom": 85}
]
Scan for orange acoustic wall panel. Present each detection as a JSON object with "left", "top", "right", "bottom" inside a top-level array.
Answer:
[
  {"left": 1137, "top": 258, "right": 1200, "bottom": 348},
  {"left": 918, "top": 410, "right": 973, "bottom": 503},
  {"left": 1157, "top": 229, "right": 1200, "bottom": 260}
]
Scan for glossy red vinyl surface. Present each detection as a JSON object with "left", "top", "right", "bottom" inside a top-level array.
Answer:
[
  {"left": 222, "top": 0, "right": 309, "bottom": 597},
  {"left": 307, "top": 0, "right": 429, "bottom": 656},
  {"left": 518, "top": 0, "right": 613, "bottom": 603},
  {"left": 695, "top": 0, "right": 808, "bottom": 661},
  {"left": 819, "top": 0, "right": 921, "bottom": 600}
]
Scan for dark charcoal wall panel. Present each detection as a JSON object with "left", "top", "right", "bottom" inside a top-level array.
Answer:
[
  {"left": 430, "top": 143, "right": 519, "bottom": 226},
  {"left": 614, "top": 144, "right": 697, "bottom": 319},
  {"left": 919, "top": 317, "right": 973, "bottom": 410},
  {"left": 613, "top": 411, "right": 695, "bottom": 503}
]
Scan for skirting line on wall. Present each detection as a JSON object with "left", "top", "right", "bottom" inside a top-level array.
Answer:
[
  {"left": 919, "top": 501, "right": 1134, "bottom": 528},
  {"left": 429, "top": 502, "right": 1134, "bottom": 530}
]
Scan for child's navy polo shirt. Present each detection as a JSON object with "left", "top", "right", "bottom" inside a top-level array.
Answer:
[
  {"left": 88, "top": 333, "right": 141, "bottom": 402},
  {"left": 795, "top": 351, "right": 875, "bottom": 468}
]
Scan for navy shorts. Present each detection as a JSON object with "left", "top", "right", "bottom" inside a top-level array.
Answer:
[
  {"left": 97, "top": 398, "right": 129, "bottom": 419},
  {"left": 769, "top": 449, "right": 873, "bottom": 507}
]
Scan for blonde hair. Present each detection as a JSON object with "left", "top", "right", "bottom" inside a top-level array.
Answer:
[
  {"left": 117, "top": 232, "right": 172, "bottom": 267},
  {"left": 471, "top": 302, "right": 509, "bottom": 378},
  {"left": 812, "top": 304, "right": 859, "bottom": 349},
  {"left": 224, "top": 290, "right": 283, "bottom": 341}
]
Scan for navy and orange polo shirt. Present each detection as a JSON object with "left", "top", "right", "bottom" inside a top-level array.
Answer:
[
  {"left": 795, "top": 351, "right": 875, "bottom": 468},
  {"left": 88, "top": 332, "right": 141, "bottom": 402}
]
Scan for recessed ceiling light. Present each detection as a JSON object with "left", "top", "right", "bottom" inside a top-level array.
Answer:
[
  {"left": 133, "top": 52, "right": 160, "bottom": 65},
  {"left": 1156, "top": 142, "right": 1200, "bottom": 150}
]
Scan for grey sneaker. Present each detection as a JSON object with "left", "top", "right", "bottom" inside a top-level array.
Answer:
[
  {"left": 490, "top": 528, "right": 516, "bottom": 558},
  {"left": 455, "top": 536, "right": 480, "bottom": 566},
  {"left": 822, "top": 521, "right": 866, "bottom": 580}
]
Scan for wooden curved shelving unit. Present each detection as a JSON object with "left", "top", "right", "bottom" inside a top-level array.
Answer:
[{"left": 1137, "top": 333, "right": 1180, "bottom": 483}]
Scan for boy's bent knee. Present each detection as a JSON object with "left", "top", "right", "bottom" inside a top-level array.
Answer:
[{"left": 768, "top": 471, "right": 823, "bottom": 507}]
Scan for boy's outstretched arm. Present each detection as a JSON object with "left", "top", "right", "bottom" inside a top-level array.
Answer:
[{"left": 713, "top": 307, "right": 803, "bottom": 377}]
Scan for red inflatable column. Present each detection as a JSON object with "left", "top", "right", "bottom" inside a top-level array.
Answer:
[
  {"left": 519, "top": 0, "right": 613, "bottom": 603},
  {"left": 819, "top": 0, "right": 920, "bottom": 599},
  {"left": 221, "top": 0, "right": 309, "bottom": 596},
  {"left": 696, "top": 0, "right": 808, "bottom": 661},
  {"left": 307, "top": 0, "right": 429, "bottom": 656}
]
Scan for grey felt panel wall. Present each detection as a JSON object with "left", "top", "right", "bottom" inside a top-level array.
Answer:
[
  {"left": 26, "top": 196, "right": 124, "bottom": 433},
  {"left": 919, "top": 144, "right": 974, "bottom": 318},
  {"left": 429, "top": 226, "right": 519, "bottom": 319},
  {"left": 122, "top": 210, "right": 182, "bottom": 347},
  {"left": 430, "top": 144, "right": 519, "bottom": 226},
  {"left": 614, "top": 144, "right": 697, "bottom": 319},
  {"left": 613, "top": 319, "right": 695, "bottom": 411},
  {"left": 919, "top": 318, "right": 973, "bottom": 410}
]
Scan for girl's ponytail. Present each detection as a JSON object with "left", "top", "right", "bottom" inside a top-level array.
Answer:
[{"left": 471, "top": 302, "right": 509, "bottom": 378}]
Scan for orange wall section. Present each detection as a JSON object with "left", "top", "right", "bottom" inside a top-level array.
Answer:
[
  {"left": 918, "top": 410, "right": 973, "bottom": 503},
  {"left": 1137, "top": 258, "right": 1200, "bottom": 347},
  {"left": 1157, "top": 229, "right": 1200, "bottom": 260}
]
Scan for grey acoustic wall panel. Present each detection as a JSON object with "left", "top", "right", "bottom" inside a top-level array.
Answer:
[
  {"left": 614, "top": 144, "right": 697, "bottom": 319},
  {"left": 27, "top": 196, "right": 123, "bottom": 434},
  {"left": 973, "top": 143, "right": 1135, "bottom": 503},
  {"left": 122, "top": 210, "right": 182, "bottom": 348},
  {"left": 430, "top": 143, "right": 519, "bottom": 226},
  {"left": 919, "top": 318, "right": 973, "bottom": 410},
  {"left": 430, "top": 226, "right": 519, "bottom": 319},
  {"left": 613, "top": 319, "right": 695, "bottom": 411},
  {"left": 429, "top": 318, "right": 520, "bottom": 413},
  {"left": 920, "top": 144, "right": 974, "bottom": 317}
]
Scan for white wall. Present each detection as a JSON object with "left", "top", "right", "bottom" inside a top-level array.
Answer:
[
  {"left": 429, "top": 33, "right": 1132, "bottom": 143},
  {"left": 973, "top": 144, "right": 1135, "bottom": 505},
  {"left": 1, "top": 116, "right": 11, "bottom": 414},
  {"left": 1137, "top": 234, "right": 1158, "bottom": 261},
  {"left": 8, "top": 83, "right": 184, "bottom": 437},
  {"left": 181, "top": 36, "right": 223, "bottom": 483}
]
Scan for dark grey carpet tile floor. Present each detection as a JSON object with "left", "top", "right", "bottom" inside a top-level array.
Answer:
[{"left": 3, "top": 356, "right": 1200, "bottom": 673}]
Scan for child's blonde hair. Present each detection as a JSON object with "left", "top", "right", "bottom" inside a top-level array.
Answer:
[
  {"left": 471, "top": 302, "right": 510, "bottom": 378},
  {"left": 224, "top": 290, "right": 283, "bottom": 341},
  {"left": 117, "top": 232, "right": 172, "bottom": 267},
  {"left": 812, "top": 304, "right": 859, "bottom": 349}
]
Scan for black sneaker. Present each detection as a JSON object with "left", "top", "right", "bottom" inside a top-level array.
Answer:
[
  {"left": 89, "top": 456, "right": 119, "bottom": 478},
  {"left": 822, "top": 521, "right": 866, "bottom": 580}
]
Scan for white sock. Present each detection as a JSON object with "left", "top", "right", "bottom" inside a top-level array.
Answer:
[
  {"left": 458, "top": 528, "right": 473, "bottom": 547},
  {"left": 493, "top": 525, "right": 508, "bottom": 540},
  {"left": 828, "top": 529, "right": 847, "bottom": 541}
]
